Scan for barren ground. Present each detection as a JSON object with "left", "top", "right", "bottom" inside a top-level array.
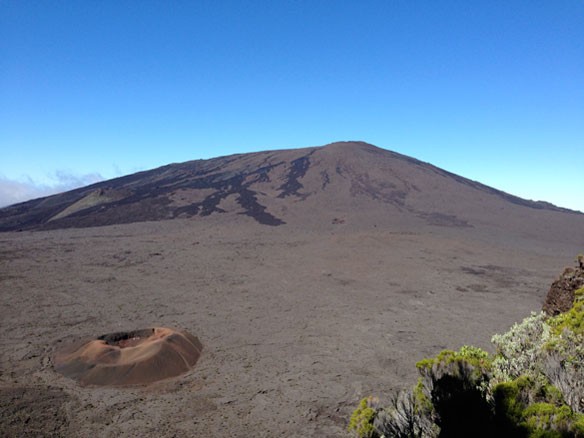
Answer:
[{"left": 0, "top": 218, "right": 578, "bottom": 437}]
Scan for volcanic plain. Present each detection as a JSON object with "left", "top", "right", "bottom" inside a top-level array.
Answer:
[{"left": 1, "top": 142, "right": 583, "bottom": 437}]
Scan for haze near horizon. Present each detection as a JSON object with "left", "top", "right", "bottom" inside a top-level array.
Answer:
[{"left": 1, "top": 1, "right": 582, "bottom": 211}]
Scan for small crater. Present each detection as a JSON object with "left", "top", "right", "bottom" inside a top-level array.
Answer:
[
  {"left": 98, "top": 328, "right": 155, "bottom": 348},
  {"left": 54, "top": 327, "right": 203, "bottom": 386}
]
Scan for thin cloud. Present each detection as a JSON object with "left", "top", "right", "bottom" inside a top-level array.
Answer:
[{"left": 0, "top": 172, "right": 103, "bottom": 208}]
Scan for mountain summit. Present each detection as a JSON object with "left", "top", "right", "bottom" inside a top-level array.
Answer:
[{"left": 0, "top": 141, "right": 581, "bottom": 234}]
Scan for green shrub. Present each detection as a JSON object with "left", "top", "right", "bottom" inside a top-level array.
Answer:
[
  {"left": 493, "top": 379, "right": 530, "bottom": 437},
  {"left": 415, "top": 346, "right": 494, "bottom": 437},
  {"left": 542, "top": 351, "right": 584, "bottom": 414},
  {"left": 416, "top": 345, "right": 491, "bottom": 372},
  {"left": 351, "top": 255, "right": 584, "bottom": 436},
  {"left": 522, "top": 403, "right": 573, "bottom": 437},
  {"left": 542, "top": 290, "right": 584, "bottom": 413},
  {"left": 348, "top": 397, "right": 377, "bottom": 438},
  {"left": 493, "top": 379, "right": 584, "bottom": 437},
  {"left": 413, "top": 377, "right": 433, "bottom": 413},
  {"left": 573, "top": 413, "right": 584, "bottom": 435},
  {"left": 549, "top": 300, "right": 584, "bottom": 337},
  {"left": 374, "top": 390, "right": 437, "bottom": 438},
  {"left": 491, "top": 312, "right": 551, "bottom": 383}
]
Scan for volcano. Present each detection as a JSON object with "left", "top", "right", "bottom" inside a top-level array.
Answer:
[
  {"left": 53, "top": 327, "right": 203, "bottom": 386},
  {"left": 0, "top": 141, "right": 581, "bottom": 236},
  {"left": 3, "top": 142, "right": 584, "bottom": 436}
]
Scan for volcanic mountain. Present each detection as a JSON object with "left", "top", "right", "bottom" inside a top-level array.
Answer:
[
  {"left": 1, "top": 141, "right": 582, "bottom": 239},
  {"left": 3, "top": 141, "right": 584, "bottom": 437}
]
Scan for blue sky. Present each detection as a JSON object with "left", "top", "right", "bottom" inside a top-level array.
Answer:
[{"left": 1, "top": 1, "right": 582, "bottom": 211}]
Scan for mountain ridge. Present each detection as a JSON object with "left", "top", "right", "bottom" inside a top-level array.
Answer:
[{"left": 0, "top": 141, "right": 580, "bottom": 232}]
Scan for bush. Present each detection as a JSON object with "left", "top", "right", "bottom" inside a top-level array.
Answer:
[
  {"left": 373, "top": 390, "right": 437, "bottom": 438},
  {"left": 415, "top": 346, "right": 494, "bottom": 437},
  {"left": 493, "top": 379, "right": 530, "bottom": 436},
  {"left": 543, "top": 351, "right": 584, "bottom": 414},
  {"left": 350, "top": 256, "right": 584, "bottom": 436},
  {"left": 491, "top": 312, "right": 551, "bottom": 383},
  {"left": 522, "top": 403, "right": 572, "bottom": 436},
  {"left": 549, "top": 300, "right": 584, "bottom": 337},
  {"left": 544, "top": 287, "right": 584, "bottom": 413},
  {"left": 493, "top": 376, "right": 568, "bottom": 437},
  {"left": 348, "top": 397, "right": 377, "bottom": 438}
]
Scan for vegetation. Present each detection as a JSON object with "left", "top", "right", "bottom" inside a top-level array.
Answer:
[
  {"left": 348, "top": 397, "right": 377, "bottom": 438},
  {"left": 349, "top": 258, "right": 584, "bottom": 438},
  {"left": 491, "top": 311, "right": 551, "bottom": 383}
]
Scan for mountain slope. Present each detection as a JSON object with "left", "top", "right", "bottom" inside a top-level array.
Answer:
[{"left": 0, "top": 141, "right": 581, "bottom": 235}]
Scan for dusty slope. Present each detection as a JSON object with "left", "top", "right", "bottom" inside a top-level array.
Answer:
[
  {"left": 1, "top": 217, "right": 583, "bottom": 437},
  {"left": 1, "top": 142, "right": 581, "bottom": 237}
]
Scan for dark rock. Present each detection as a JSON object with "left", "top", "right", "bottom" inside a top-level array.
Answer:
[{"left": 543, "top": 256, "right": 584, "bottom": 315}]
